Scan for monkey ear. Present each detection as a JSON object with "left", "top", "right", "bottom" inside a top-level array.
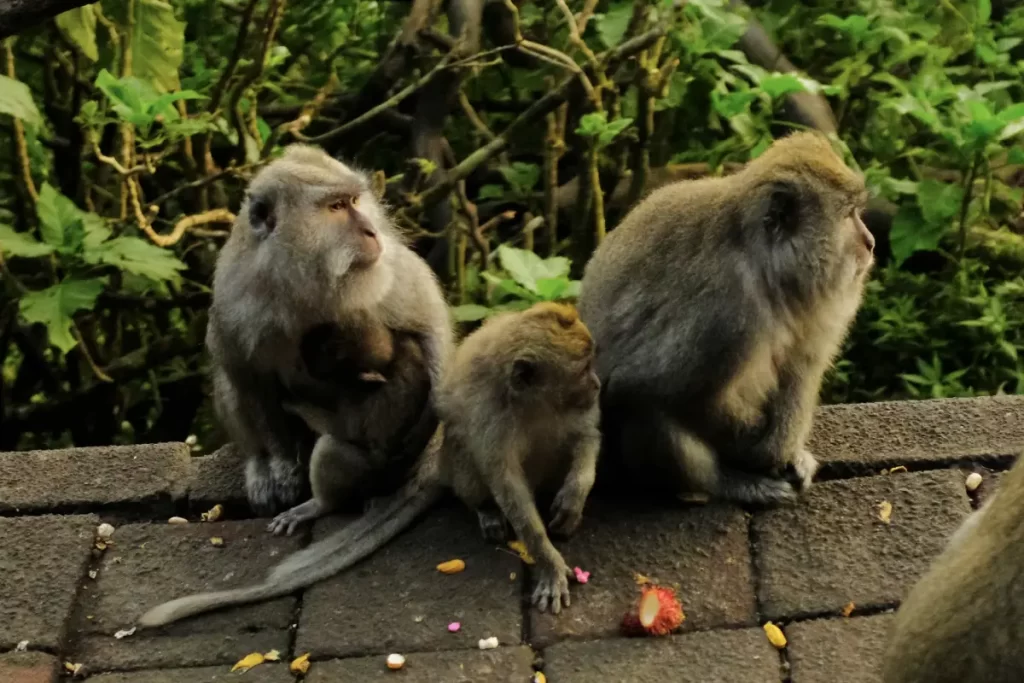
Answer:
[
  {"left": 510, "top": 358, "right": 536, "bottom": 391},
  {"left": 758, "top": 181, "right": 800, "bottom": 238},
  {"left": 370, "top": 170, "right": 387, "bottom": 201},
  {"left": 247, "top": 193, "right": 277, "bottom": 238}
]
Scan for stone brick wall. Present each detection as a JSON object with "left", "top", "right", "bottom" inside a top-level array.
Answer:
[{"left": 0, "top": 395, "right": 1021, "bottom": 682}]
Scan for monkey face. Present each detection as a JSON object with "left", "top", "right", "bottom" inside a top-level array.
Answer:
[{"left": 320, "top": 191, "right": 383, "bottom": 270}]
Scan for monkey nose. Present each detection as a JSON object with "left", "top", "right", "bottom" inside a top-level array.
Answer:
[{"left": 863, "top": 229, "right": 875, "bottom": 253}]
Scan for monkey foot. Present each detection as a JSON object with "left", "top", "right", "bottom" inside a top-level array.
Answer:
[
  {"left": 476, "top": 508, "right": 509, "bottom": 543},
  {"left": 716, "top": 470, "right": 800, "bottom": 506},
  {"left": 532, "top": 555, "right": 573, "bottom": 614},
  {"left": 548, "top": 488, "right": 586, "bottom": 538},
  {"left": 267, "top": 499, "right": 324, "bottom": 536}
]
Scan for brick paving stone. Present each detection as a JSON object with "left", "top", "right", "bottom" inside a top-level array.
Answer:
[
  {"left": 69, "top": 631, "right": 289, "bottom": 673},
  {"left": 295, "top": 503, "right": 522, "bottom": 659},
  {"left": 543, "top": 627, "right": 780, "bottom": 682},
  {"left": 754, "top": 470, "right": 970, "bottom": 620},
  {"left": 809, "top": 396, "right": 1024, "bottom": 470},
  {"left": 84, "top": 664, "right": 293, "bottom": 683},
  {"left": 0, "top": 444, "right": 190, "bottom": 513},
  {"left": 787, "top": 614, "right": 894, "bottom": 683},
  {"left": 187, "top": 444, "right": 248, "bottom": 513},
  {"left": 306, "top": 646, "right": 537, "bottom": 682},
  {"left": 530, "top": 501, "right": 756, "bottom": 647},
  {"left": 0, "top": 652, "right": 60, "bottom": 683},
  {"left": 0, "top": 514, "right": 97, "bottom": 651},
  {"left": 68, "top": 520, "right": 301, "bottom": 671}
]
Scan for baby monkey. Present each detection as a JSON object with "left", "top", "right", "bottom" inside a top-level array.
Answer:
[
  {"left": 269, "top": 313, "right": 436, "bottom": 535},
  {"left": 882, "top": 455, "right": 1024, "bottom": 683},
  {"left": 137, "top": 302, "right": 600, "bottom": 627}
]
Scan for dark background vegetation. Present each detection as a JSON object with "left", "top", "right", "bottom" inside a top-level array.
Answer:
[{"left": 1, "top": 0, "right": 1022, "bottom": 455}]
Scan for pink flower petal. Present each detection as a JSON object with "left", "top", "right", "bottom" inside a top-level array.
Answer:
[
  {"left": 448, "top": 621, "right": 461, "bottom": 633},
  {"left": 573, "top": 566, "right": 590, "bottom": 584}
]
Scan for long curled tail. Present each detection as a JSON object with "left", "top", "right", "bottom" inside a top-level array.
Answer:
[{"left": 137, "top": 479, "right": 444, "bottom": 628}]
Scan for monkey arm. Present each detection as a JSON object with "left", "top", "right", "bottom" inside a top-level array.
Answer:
[{"left": 549, "top": 426, "right": 600, "bottom": 536}]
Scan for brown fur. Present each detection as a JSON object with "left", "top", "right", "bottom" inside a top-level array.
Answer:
[
  {"left": 578, "top": 131, "right": 874, "bottom": 505},
  {"left": 882, "top": 455, "right": 1024, "bottom": 683}
]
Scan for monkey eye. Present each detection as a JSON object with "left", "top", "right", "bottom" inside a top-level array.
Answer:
[
  {"left": 329, "top": 198, "right": 350, "bottom": 212},
  {"left": 351, "top": 194, "right": 360, "bottom": 207}
]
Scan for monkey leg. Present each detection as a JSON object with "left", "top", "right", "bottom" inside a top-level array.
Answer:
[
  {"left": 268, "top": 435, "right": 372, "bottom": 536},
  {"left": 475, "top": 503, "right": 509, "bottom": 543},
  {"left": 548, "top": 433, "right": 600, "bottom": 538},
  {"left": 481, "top": 458, "right": 573, "bottom": 614}
]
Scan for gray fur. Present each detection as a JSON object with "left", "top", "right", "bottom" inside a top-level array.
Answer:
[
  {"left": 206, "top": 144, "right": 453, "bottom": 516},
  {"left": 577, "top": 132, "right": 875, "bottom": 505},
  {"left": 882, "top": 454, "right": 1024, "bottom": 683}
]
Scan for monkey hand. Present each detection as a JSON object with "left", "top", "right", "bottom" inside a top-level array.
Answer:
[
  {"left": 532, "top": 552, "right": 573, "bottom": 614},
  {"left": 548, "top": 482, "right": 589, "bottom": 538},
  {"left": 267, "top": 499, "right": 324, "bottom": 536}
]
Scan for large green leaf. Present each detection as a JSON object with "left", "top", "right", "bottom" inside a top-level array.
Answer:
[
  {"left": 86, "top": 236, "right": 187, "bottom": 282},
  {"left": 56, "top": 4, "right": 99, "bottom": 61},
  {"left": 36, "top": 183, "right": 83, "bottom": 248},
  {"left": 917, "top": 179, "right": 964, "bottom": 227},
  {"left": 596, "top": 1, "right": 633, "bottom": 48},
  {"left": 451, "top": 304, "right": 491, "bottom": 322},
  {"left": 499, "top": 163, "right": 540, "bottom": 194},
  {"left": 0, "top": 224, "right": 55, "bottom": 258},
  {"left": 19, "top": 277, "right": 107, "bottom": 353},
  {"left": 889, "top": 205, "right": 949, "bottom": 266},
  {"left": 130, "top": 0, "right": 185, "bottom": 93},
  {"left": 0, "top": 74, "right": 42, "bottom": 127}
]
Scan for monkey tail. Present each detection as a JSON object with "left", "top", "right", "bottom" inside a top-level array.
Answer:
[{"left": 136, "top": 480, "right": 444, "bottom": 629}]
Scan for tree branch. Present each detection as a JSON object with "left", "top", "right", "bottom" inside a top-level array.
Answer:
[{"left": 0, "top": 0, "right": 95, "bottom": 40}]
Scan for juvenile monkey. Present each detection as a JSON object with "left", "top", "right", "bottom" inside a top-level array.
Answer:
[
  {"left": 268, "top": 318, "right": 436, "bottom": 536},
  {"left": 882, "top": 456, "right": 1024, "bottom": 683},
  {"left": 577, "top": 131, "right": 875, "bottom": 505},
  {"left": 137, "top": 302, "right": 600, "bottom": 627},
  {"left": 206, "top": 144, "right": 453, "bottom": 516}
]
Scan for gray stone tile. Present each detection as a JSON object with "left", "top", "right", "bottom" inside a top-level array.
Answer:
[
  {"left": 306, "top": 647, "right": 536, "bottom": 682},
  {"left": 0, "top": 443, "right": 190, "bottom": 513},
  {"left": 542, "top": 627, "right": 780, "bottom": 682},
  {"left": 0, "top": 514, "right": 97, "bottom": 650},
  {"left": 530, "top": 501, "right": 756, "bottom": 647},
  {"left": 787, "top": 614, "right": 894, "bottom": 683},
  {"left": 754, "top": 470, "right": 970, "bottom": 619},
  {"left": 296, "top": 503, "right": 522, "bottom": 658},
  {"left": 809, "top": 396, "right": 1024, "bottom": 470}
]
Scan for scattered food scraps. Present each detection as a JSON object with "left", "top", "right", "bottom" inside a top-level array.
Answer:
[
  {"left": 573, "top": 566, "right": 590, "bottom": 584},
  {"left": 448, "top": 622, "right": 461, "bottom": 633},
  {"left": 436, "top": 558, "right": 466, "bottom": 574},
  {"left": 878, "top": 500, "right": 893, "bottom": 524},
  {"left": 96, "top": 523, "right": 115, "bottom": 540},
  {"left": 633, "top": 572, "right": 652, "bottom": 585},
  {"left": 386, "top": 653, "right": 406, "bottom": 670},
  {"left": 264, "top": 649, "right": 281, "bottom": 662},
  {"left": 202, "top": 504, "right": 224, "bottom": 522},
  {"left": 88, "top": 570, "right": 98, "bottom": 580},
  {"left": 168, "top": 516, "right": 188, "bottom": 525},
  {"left": 15, "top": 641, "right": 28, "bottom": 652},
  {"left": 231, "top": 652, "right": 265, "bottom": 672},
  {"left": 532, "top": 673, "right": 547, "bottom": 683},
  {"left": 841, "top": 602, "right": 856, "bottom": 618},
  {"left": 413, "top": 615, "right": 425, "bottom": 623},
  {"left": 510, "top": 572, "right": 517, "bottom": 581},
  {"left": 113, "top": 627, "right": 136, "bottom": 640},
  {"left": 64, "top": 662, "right": 86, "bottom": 678},
  {"left": 764, "top": 622, "right": 787, "bottom": 649},
  {"left": 210, "top": 537, "right": 224, "bottom": 547},
  {"left": 290, "top": 653, "right": 311, "bottom": 674},
  {"left": 94, "top": 541, "right": 108, "bottom": 551},
  {"left": 887, "top": 465, "right": 908, "bottom": 474},
  {"left": 478, "top": 636, "right": 499, "bottom": 650},
  {"left": 507, "top": 540, "right": 535, "bottom": 565},
  {"left": 621, "top": 584, "right": 685, "bottom": 636},
  {"left": 966, "top": 472, "right": 983, "bottom": 492}
]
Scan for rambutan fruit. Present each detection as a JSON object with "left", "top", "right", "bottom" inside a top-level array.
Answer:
[{"left": 621, "top": 584, "right": 685, "bottom": 636}]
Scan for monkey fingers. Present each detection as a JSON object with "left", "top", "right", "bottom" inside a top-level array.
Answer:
[
  {"left": 532, "top": 555, "right": 573, "bottom": 615},
  {"left": 268, "top": 498, "right": 324, "bottom": 536}
]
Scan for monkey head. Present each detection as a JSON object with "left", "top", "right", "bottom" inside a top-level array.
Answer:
[
  {"left": 738, "top": 132, "right": 875, "bottom": 307},
  {"left": 505, "top": 302, "right": 601, "bottom": 411},
  {"left": 240, "top": 144, "right": 399, "bottom": 282}
]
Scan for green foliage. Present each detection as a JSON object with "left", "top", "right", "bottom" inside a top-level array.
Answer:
[
  {"left": 452, "top": 246, "right": 581, "bottom": 322},
  {"left": 3, "top": 0, "right": 1024, "bottom": 449}
]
